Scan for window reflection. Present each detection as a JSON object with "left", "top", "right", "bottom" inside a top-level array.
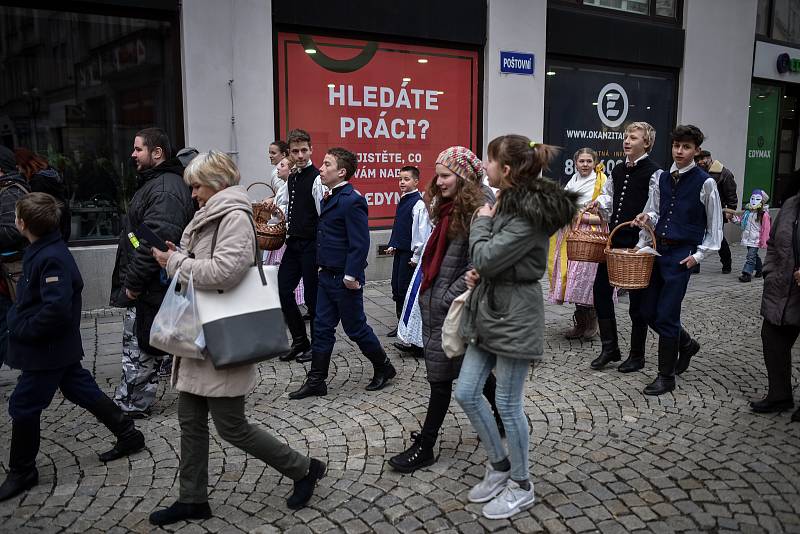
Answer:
[{"left": 0, "top": 7, "right": 180, "bottom": 242}]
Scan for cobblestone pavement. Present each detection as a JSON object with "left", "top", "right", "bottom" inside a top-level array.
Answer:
[{"left": 1, "top": 248, "right": 799, "bottom": 533}]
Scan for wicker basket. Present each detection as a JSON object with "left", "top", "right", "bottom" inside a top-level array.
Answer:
[
  {"left": 605, "top": 222, "right": 657, "bottom": 289},
  {"left": 566, "top": 208, "right": 608, "bottom": 263},
  {"left": 248, "top": 182, "right": 286, "bottom": 251}
]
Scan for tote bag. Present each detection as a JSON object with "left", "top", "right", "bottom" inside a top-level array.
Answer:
[
  {"left": 194, "top": 211, "right": 290, "bottom": 369},
  {"left": 441, "top": 288, "right": 471, "bottom": 358},
  {"left": 149, "top": 269, "right": 204, "bottom": 359}
]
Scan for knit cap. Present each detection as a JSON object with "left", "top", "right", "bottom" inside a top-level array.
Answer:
[
  {"left": 0, "top": 146, "right": 16, "bottom": 173},
  {"left": 435, "top": 146, "right": 484, "bottom": 183}
]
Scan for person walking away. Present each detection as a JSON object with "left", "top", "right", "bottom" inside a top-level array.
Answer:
[
  {"left": 0, "top": 145, "right": 31, "bottom": 368},
  {"left": 386, "top": 165, "right": 430, "bottom": 337},
  {"left": 110, "top": 128, "right": 195, "bottom": 417},
  {"left": 149, "top": 151, "right": 324, "bottom": 525},
  {"left": 633, "top": 125, "right": 723, "bottom": 395},
  {"left": 695, "top": 150, "right": 738, "bottom": 273},
  {"left": 388, "top": 147, "right": 502, "bottom": 474},
  {"left": 288, "top": 148, "right": 396, "bottom": 399},
  {"left": 547, "top": 147, "right": 607, "bottom": 339},
  {"left": 0, "top": 192, "right": 145, "bottom": 502},
  {"left": 455, "top": 136, "right": 577, "bottom": 519}
]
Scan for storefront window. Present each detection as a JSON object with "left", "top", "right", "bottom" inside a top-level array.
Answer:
[
  {"left": 583, "top": 0, "right": 650, "bottom": 15},
  {"left": 276, "top": 32, "right": 479, "bottom": 228},
  {"left": 543, "top": 61, "right": 677, "bottom": 185},
  {"left": 0, "top": 7, "right": 181, "bottom": 243},
  {"left": 655, "top": 0, "right": 676, "bottom": 17},
  {"left": 756, "top": 0, "right": 771, "bottom": 35},
  {"left": 772, "top": 0, "right": 800, "bottom": 45}
]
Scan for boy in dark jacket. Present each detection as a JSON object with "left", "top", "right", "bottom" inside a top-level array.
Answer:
[
  {"left": 0, "top": 193, "right": 145, "bottom": 502},
  {"left": 288, "top": 148, "right": 396, "bottom": 399}
]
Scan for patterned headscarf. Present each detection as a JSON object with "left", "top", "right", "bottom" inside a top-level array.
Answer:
[{"left": 435, "top": 146, "right": 484, "bottom": 184}]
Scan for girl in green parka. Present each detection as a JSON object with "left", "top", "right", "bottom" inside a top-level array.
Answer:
[{"left": 454, "top": 135, "right": 578, "bottom": 520}]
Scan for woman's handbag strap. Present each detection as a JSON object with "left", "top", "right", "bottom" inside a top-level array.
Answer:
[{"left": 209, "top": 208, "right": 268, "bottom": 286}]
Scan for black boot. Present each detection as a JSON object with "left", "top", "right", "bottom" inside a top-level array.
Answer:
[
  {"left": 287, "top": 458, "right": 326, "bottom": 509},
  {"left": 643, "top": 337, "right": 678, "bottom": 396},
  {"left": 0, "top": 420, "right": 40, "bottom": 502},
  {"left": 365, "top": 349, "right": 397, "bottom": 391},
  {"left": 590, "top": 319, "right": 621, "bottom": 370},
  {"left": 388, "top": 431, "right": 436, "bottom": 473},
  {"left": 618, "top": 324, "right": 648, "bottom": 373},
  {"left": 149, "top": 501, "right": 213, "bottom": 526},
  {"left": 280, "top": 337, "right": 311, "bottom": 362},
  {"left": 750, "top": 397, "right": 794, "bottom": 413},
  {"left": 288, "top": 353, "right": 329, "bottom": 400},
  {"left": 87, "top": 395, "right": 146, "bottom": 462},
  {"left": 675, "top": 328, "right": 700, "bottom": 375}
]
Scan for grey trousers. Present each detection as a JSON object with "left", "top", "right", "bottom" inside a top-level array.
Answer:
[
  {"left": 114, "top": 307, "right": 161, "bottom": 414},
  {"left": 178, "top": 391, "right": 311, "bottom": 503}
]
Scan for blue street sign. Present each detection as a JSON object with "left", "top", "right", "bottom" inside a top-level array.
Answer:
[{"left": 500, "top": 51, "right": 534, "bottom": 75}]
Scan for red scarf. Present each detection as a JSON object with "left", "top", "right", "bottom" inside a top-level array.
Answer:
[{"left": 420, "top": 200, "right": 454, "bottom": 294}]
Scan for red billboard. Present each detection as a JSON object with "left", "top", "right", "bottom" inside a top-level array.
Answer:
[{"left": 277, "top": 32, "right": 480, "bottom": 227}]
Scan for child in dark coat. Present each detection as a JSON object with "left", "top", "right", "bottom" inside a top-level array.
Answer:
[{"left": 0, "top": 193, "right": 146, "bottom": 502}]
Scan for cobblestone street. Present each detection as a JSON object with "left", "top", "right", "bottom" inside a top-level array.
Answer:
[{"left": 1, "top": 249, "right": 799, "bottom": 533}]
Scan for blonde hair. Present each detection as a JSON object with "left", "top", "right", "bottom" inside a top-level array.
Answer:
[
  {"left": 183, "top": 150, "right": 240, "bottom": 191},
  {"left": 624, "top": 121, "right": 656, "bottom": 149}
]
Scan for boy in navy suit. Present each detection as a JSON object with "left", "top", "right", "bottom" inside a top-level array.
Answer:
[
  {"left": 289, "top": 148, "right": 397, "bottom": 399},
  {"left": 633, "top": 125, "right": 723, "bottom": 396},
  {"left": 0, "top": 193, "right": 146, "bottom": 502}
]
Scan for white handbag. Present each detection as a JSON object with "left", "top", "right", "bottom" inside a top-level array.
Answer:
[
  {"left": 194, "top": 211, "right": 290, "bottom": 369},
  {"left": 441, "top": 288, "right": 471, "bottom": 359}
]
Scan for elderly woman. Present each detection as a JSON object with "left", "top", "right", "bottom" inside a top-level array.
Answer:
[
  {"left": 750, "top": 184, "right": 800, "bottom": 423},
  {"left": 148, "top": 151, "right": 324, "bottom": 526}
]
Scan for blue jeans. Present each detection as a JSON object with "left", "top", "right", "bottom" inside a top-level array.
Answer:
[
  {"left": 743, "top": 246, "right": 762, "bottom": 275},
  {"left": 454, "top": 344, "right": 531, "bottom": 481}
]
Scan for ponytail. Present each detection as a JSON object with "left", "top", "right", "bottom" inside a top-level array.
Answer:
[{"left": 488, "top": 135, "right": 559, "bottom": 190}]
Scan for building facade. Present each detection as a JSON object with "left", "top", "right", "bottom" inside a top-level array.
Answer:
[{"left": 1, "top": 0, "right": 788, "bottom": 309}]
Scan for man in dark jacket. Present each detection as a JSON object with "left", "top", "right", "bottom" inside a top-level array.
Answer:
[
  {"left": 0, "top": 192, "right": 145, "bottom": 502},
  {"left": 0, "top": 145, "right": 31, "bottom": 368},
  {"left": 696, "top": 150, "right": 738, "bottom": 273},
  {"left": 110, "top": 128, "right": 195, "bottom": 417}
]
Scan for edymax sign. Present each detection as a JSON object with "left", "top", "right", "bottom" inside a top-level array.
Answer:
[{"left": 277, "top": 33, "right": 479, "bottom": 228}]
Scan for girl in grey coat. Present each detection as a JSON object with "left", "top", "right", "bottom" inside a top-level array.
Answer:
[
  {"left": 455, "top": 136, "right": 577, "bottom": 520},
  {"left": 388, "top": 146, "right": 501, "bottom": 474}
]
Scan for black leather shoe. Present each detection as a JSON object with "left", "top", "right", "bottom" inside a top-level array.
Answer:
[
  {"left": 792, "top": 408, "right": 800, "bottom": 422},
  {"left": 295, "top": 350, "right": 312, "bottom": 364},
  {"left": 739, "top": 273, "right": 752, "bottom": 282},
  {"left": 0, "top": 468, "right": 38, "bottom": 502},
  {"left": 149, "top": 501, "right": 212, "bottom": 526},
  {"left": 366, "top": 362, "right": 397, "bottom": 391},
  {"left": 590, "top": 349, "right": 621, "bottom": 370},
  {"left": 288, "top": 380, "right": 327, "bottom": 400},
  {"left": 287, "top": 458, "right": 326, "bottom": 509},
  {"left": 676, "top": 332, "right": 700, "bottom": 376},
  {"left": 750, "top": 397, "right": 794, "bottom": 413},
  {"left": 591, "top": 319, "right": 621, "bottom": 370},
  {"left": 99, "top": 428, "right": 145, "bottom": 463},
  {"left": 387, "top": 327, "right": 398, "bottom": 337},
  {"left": 755, "top": 270, "right": 763, "bottom": 278},
  {"left": 280, "top": 339, "right": 311, "bottom": 362},
  {"left": 643, "top": 374, "right": 676, "bottom": 396},
  {"left": 388, "top": 432, "right": 436, "bottom": 473},
  {"left": 721, "top": 265, "right": 732, "bottom": 274},
  {"left": 617, "top": 356, "right": 644, "bottom": 373}
]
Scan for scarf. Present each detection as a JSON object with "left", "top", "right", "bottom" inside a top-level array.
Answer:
[{"left": 420, "top": 200, "right": 454, "bottom": 294}]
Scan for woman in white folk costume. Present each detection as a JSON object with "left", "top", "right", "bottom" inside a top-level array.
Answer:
[{"left": 547, "top": 147, "right": 608, "bottom": 339}]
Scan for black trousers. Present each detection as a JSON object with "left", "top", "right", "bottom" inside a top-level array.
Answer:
[
  {"left": 421, "top": 374, "right": 497, "bottom": 445},
  {"left": 592, "top": 262, "right": 647, "bottom": 328},
  {"left": 278, "top": 237, "right": 318, "bottom": 343},
  {"left": 718, "top": 236, "right": 732, "bottom": 269},
  {"left": 391, "top": 250, "right": 415, "bottom": 318},
  {"left": 761, "top": 319, "right": 799, "bottom": 401}
]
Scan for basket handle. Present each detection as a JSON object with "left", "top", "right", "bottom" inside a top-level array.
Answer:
[
  {"left": 571, "top": 206, "right": 601, "bottom": 232},
  {"left": 247, "top": 181, "right": 277, "bottom": 198},
  {"left": 605, "top": 221, "right": 657, "bottom": 253}
]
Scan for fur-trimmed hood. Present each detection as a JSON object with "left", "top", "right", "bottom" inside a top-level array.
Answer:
[{"left": 496, "top": 176, "right": 580, "bottom": 235}]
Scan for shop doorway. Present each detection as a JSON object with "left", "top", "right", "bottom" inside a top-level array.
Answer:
[{"left": 774, "top": 84, "right": 800, "bottom": 207}]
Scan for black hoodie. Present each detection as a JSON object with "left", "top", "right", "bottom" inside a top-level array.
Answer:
[{"left": 110, "top": 157, "right": 195, "bottom": 308}]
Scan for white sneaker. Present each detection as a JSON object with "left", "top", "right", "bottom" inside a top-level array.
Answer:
[
  {"left": 468, "top": 463, "right": 511, "bottom": 503},
  {"left": 482, "top": 479, "right": 535, "bottom": 520}
]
